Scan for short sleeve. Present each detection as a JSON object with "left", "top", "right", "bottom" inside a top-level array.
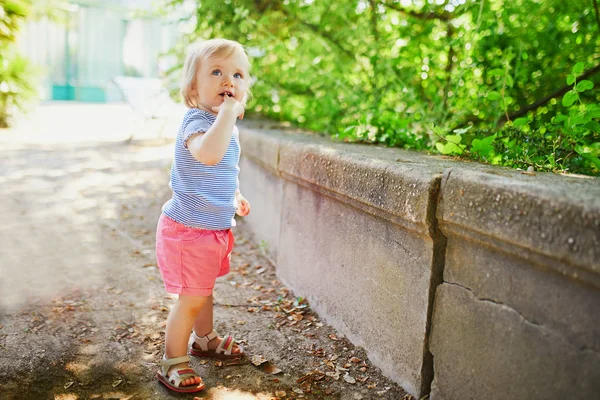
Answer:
[{"left": 182, "top": 114, "right": 212, "bottom": 148}]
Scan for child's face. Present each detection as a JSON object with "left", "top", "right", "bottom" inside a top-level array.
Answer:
[{"left": 192, "top": 49, "right": 250, "bottom": 114}]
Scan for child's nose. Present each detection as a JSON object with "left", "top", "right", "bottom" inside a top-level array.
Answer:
[{"left": 222, "top": 76, "right": 233, "bottom": 86}]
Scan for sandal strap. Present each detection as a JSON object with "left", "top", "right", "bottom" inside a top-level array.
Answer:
[
  {"left": 216, "top": 335, "right": 235, "bottom": 355},
  {"left": 160, "top": 354, "right": 190, "bottom": 367},
  {"left": 192, "top": 330, "right": 219, "bottom": 351}
]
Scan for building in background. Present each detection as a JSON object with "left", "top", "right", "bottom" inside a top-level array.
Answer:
[{"left": 17, "top": 0, "right": 177, "bottom": 103}]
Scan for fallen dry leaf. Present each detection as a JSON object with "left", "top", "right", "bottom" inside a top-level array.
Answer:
[
  {"left": 326, "top": 371, "right": 340, "bottom": 380},
  {"left": 343, "top": 373, "right": 356, "bottom": 384},
  {"left": 250, "top": 355, "right": 268, "bottom": 366},
  {"left": 262, "top": 362, "right": 283, "bottom": 375}
]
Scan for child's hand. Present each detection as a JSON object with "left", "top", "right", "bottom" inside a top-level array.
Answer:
[
  {"left": 236, "top": 193, "right": 251, "bottom": 217},
  {"left": 212, "top": 95, "right": 245, "bottom": 120}
]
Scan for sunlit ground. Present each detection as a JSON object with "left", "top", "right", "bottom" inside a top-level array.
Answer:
[
  {"left": 0, "top": 101, "right": 183, "bottom": 311},
  {"left": 3, "top": 101, "right": 184, "bottom": 144},
  {"left": 54, "top": 386, "right": 279, "bottom": 399}
]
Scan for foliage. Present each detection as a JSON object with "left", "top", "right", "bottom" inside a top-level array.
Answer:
[
  {"left": 0, "top": 0, "right": 36, "bottom": 128},
  {"left": 157, "top": 0, "right": 600, "bottom": 176}
]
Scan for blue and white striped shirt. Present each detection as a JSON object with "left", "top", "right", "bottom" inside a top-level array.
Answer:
[{"left": 162, "top": 108, "right": 240, "bottom": 230}]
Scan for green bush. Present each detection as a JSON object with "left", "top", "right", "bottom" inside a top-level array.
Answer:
[
  {"left": 158, "top": 0, "right": 599, "bottom": 176},
  {"left": 0, "top": 0, "right": 36, "bottom": 128}
]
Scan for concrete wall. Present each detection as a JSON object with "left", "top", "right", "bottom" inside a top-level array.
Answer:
[
  {"left": 430, "top": 168, "right": 600, "bottom": 399},
  {"left": 237, "top": 121, "right": 600, "bottom": 399}
]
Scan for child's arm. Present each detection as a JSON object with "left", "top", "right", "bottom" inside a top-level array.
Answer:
[{"left": 187, "top": 96, "right": 244, "bottom": 165}]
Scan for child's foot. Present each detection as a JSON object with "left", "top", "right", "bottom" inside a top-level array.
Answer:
[
  {"left": 168, "top": 362, "right": 203, "bottom": 386},
  {"left": 157, "top": 355, "right": 205, "bottom": 393},
  {"left": 191, "top": 330, "right": 244, "bottom": 359}
]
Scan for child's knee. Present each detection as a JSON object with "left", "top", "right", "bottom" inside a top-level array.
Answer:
[{"left": 178, "top": 295, "right": 210, "bottom": 314}]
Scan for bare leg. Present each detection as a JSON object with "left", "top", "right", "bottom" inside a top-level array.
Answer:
[
  {"left": 164, "top": 295, "right": 208, "bottom": 386},
  {"left": 192, "top": 294, "right": 214, "bottom": 337},
  {"left": 192, "top": 294, "right": 242, "bottom": 354}
]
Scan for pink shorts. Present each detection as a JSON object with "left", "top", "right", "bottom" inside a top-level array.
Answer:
[{"left": 155, "top": 214, "right": 234, "bottom": 296}]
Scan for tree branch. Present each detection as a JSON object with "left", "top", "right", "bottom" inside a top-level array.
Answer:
[
  {"left": 369, "top": 0, "right": 379, "bottom": 41},
  {"left": 442, "top": 24, "right": 455, "bottom": 109},
  {"left": 381, "top": 1, "right": 452, "bottom": 21},
  {"left": 502, "top": 64, "right": 600, "bottom": 122},
  {"left": 280, "top": 8, "right": 357, "bottom": 62}
]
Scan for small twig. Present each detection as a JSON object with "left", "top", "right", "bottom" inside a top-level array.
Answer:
[
  {"left": 213, "top": 303, "right": 257, "bottom": 308},
  {"left": 593, "top": 0, "right": 600, "bottom": 31}
]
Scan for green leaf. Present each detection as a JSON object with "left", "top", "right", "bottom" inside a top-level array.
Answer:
[
  {"left": 566, "top": 74, "right": 575, "bottom": 85},
  {"left": 575, "top": 80, "right": 594, "bottom": 92},
  {"left": 562, "top": 91, "right": 578, "bottom": 107},
  {"left": 571, "top": 114, "right": 591, "bottom": 126},
  {"left": 436, "top": 142, "right": 463, "bottom": 155},
  {"left": 580, "top": 153, "right": 600, "bottom": 168},
  {"left": 487, "top": 91, "right": 502, "bottom": 101},
  {"left": 488, "top": 69, "right": 504, "bottom": 77},
  {"left": 585, "top": 121, "right": 600, "bottom": 133},
  {"left": 573, "top": 62, "right": 585, "bottom": 75},
  {"left": 471, "top": 133, "right": 497, "bottom": 157},
  {"left": 552, "top": 113, "right": 568, "bottom": 123},
  {"left": 445, "top": 134, "right": 462, "bottom": 144},
  {"left": 513, "top": 117, "right": 529, "bottom": 127},
  {"left": 432, "top": 125, "right": 446, "bottom": 136},
  {"left": 587, "top": 108, "right": 600, "bottom": 119},
  {"left": 505, "top": 75, "right": 514, "bottom": 88}
]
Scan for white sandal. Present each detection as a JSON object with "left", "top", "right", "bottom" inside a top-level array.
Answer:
[
  {"left": 190, "top": 330, "right": 244, "bottom": 359},
  {"left": 156, "top": 354, "right": 205, "bottom": 393}
]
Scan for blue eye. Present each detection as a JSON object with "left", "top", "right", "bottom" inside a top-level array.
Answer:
[
  {"left": 212, "top": 69, "right": 222, "bottom": 76},
  {"left": 234, "top": 72, "right": 243, "bottom": 79}
]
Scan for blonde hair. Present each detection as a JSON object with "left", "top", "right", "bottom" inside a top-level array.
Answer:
[{"left": 180, "top": 38, "right": 251, "bottom": 109}]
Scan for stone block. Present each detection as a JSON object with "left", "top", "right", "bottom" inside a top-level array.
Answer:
[{"left": 431, "top": 167, "right": 600, "bottom": 399}]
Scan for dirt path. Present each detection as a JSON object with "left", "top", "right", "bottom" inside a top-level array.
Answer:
[{"left": 0, "top": 104, "right": 408, "bottom": 400}]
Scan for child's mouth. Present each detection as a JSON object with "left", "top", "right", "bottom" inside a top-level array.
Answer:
[{"left": 219, "top": 91, "right": 234, "bottom": 98}]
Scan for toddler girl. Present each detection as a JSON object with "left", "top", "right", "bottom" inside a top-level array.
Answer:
[{"left": 155, "top": 38, "right": 251, "bottom": 393}]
